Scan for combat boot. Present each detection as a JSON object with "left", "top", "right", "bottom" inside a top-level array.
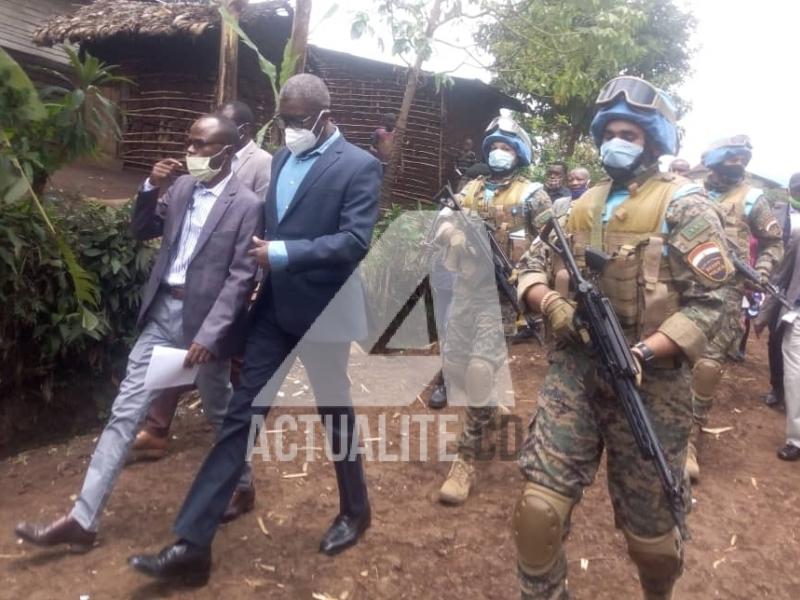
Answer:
[{"left": 438, "top": 456, "right": 475, "bottom": 505}]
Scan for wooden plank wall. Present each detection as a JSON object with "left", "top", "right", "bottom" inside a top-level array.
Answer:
[{"left": 0, "top": 0, "right": 81, "bottom": 66}]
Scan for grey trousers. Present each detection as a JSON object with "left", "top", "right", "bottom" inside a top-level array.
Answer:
[
  {"left": 782, "top": 318, "right": 800, "bottom": 448},
  {"left": 70, "top": 293, "right": 248, "bottom": 532}
]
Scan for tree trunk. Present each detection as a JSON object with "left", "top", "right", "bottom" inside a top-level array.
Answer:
[
  {"left": 379, "top": 0, "right": 444, "bottom": 209},
  {"left": 564, "top": 126, "right": 580, "bottom": 158},
  {"left": 215, "top": 1, "right": 246, "bottom": 106},
  {"left": 287, "top": 0, "right": 312, "bottom": 76}
]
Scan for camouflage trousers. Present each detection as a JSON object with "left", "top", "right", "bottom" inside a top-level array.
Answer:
[
  {"left": 517, "top": 344, "right": 692, "bottom": 599},
  {"left": 692, "top": 286, "right": 743, "bottom": 427},
  {"left": 443, "top": 284, "right": 510, "bottom": 459}
]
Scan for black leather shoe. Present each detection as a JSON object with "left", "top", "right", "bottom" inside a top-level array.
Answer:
[
  {"left": 319, "top": 508, "right": 371, "bottom": 556},
  {"left": 428, "top": 382, "right": 447, "bottom": 410},
  {"left": 15, "top": 516, "right": 96, "bottom": 553},
  {"left": 221, "top": 484, "right": 255, "bottom": 523},
  {"left": 129, "top": 541, "right": 211, "bottom": 586},
  {"left": 764, "top": 391, "right": 785, "bottom": 409},
  {"left": 510, "top": 324, "right": 538, "bottom": 344},
  {"left": 777, "top": 444, "right": 800, "bottom": 461}
]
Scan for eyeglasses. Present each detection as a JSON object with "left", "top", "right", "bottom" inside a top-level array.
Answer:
[
  {"left": 595, "top": 76, "right": 677, "bottom": 124},
  {"left": 274, "top": 109, "right": 330, "bottom": 130}
]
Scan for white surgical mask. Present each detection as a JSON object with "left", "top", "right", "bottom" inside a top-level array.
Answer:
[
  {"left": 284, "top": 110, "right": 328, "bottom": 155},
  {"left": 488, "top": 148, "right": 516, "bottom": 172},
  {"left": 285, "top": 127, "right": 319, "bottom": 155},
  {"left": 600, "top": 138, "right": 644, "bottom": 169},
  {"left": 186, "top": 147, "right": 228, "bottom": 183}
]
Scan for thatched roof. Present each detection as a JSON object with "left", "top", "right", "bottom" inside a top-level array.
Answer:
[{"left": 34, "top": 0, "right": 292, "bottom": 47}]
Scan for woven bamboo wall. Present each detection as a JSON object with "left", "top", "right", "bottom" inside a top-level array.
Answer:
[
  {"left": 118, "top": 72, "right": 214, "bottom": 170},
  {"left": 308, "top": 48, "right": 445, "bottom": 208},
  {"left": 88, "top": 36, "right": 277, "bottom": 172}
]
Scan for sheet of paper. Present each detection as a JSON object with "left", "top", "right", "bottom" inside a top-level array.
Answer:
[
  {"left": 144, "top": 345, "right": 199, "bottom": 390},
  {"left": 509, "top": 228, "right": 527, "bottom": 240}
]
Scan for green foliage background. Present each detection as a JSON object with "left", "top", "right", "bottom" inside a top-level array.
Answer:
[
  {"left": 478, "top": 0, "right": 695, "bottom": 159},
  {"left": 0, "top": 199, "right": 156, "bottom": 447}
]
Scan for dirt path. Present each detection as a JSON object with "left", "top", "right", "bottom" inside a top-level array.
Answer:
[
  {"left": 47, "top": 162, "right": 144, "bottom": 205},
  {"left": 1, "top": 337, "right": 799, "bottom": 599}
]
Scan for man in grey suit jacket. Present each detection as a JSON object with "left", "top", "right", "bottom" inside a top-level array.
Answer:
[
  {"left": 14, "top": 115, "right": 264, "bottom": 552},
  {"left": 129, "top": 74, "right": 380, "bottom": 585},
  {"left": 132, "top": 100, "right": 273, "bottom": 477},
  {"left": 222, "top": 100, "right": 272, "bottom": 201}
]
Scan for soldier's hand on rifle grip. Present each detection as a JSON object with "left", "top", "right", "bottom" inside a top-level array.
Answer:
[
  {"left": 441, "top": 229, "right": 470, "bottom": 272},
  {"left": 756, "top": 267, "right": 771, "bottom": 287},
  {"left": 743, "top": 267, "right": 770, "bottom": 291},
  {"left": 540, "top": 290, "right": 582, "bottom": 345},
  {"left": 630, "top": 347, "right": 645, "bottom": 388}
]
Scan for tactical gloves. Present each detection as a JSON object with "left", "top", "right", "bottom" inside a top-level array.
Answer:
[{"left": 540, "top": 290, "right": 581, "bottom": 344}]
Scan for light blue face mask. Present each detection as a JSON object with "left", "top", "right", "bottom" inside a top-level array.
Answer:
[
  {"left": 600, "top": 138, "right": 644, "bottom": 169},
  {"left": 488, "top": 148, "right": 516, "bottom": 172}
]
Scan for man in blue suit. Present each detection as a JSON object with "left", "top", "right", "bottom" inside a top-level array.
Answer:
[{"left": 129, "top": 74, "right": 381, "bottom": 585}]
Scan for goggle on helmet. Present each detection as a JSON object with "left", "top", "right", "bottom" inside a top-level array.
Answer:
[
  {"left": 595, "top": 76, "right": 677, "bottom": 124},
  {"left": 484, "top": 115, "right": 533, "bottom": 155},
  {"left": 702, "top": 134, "right": 753, "bottom": 168}
]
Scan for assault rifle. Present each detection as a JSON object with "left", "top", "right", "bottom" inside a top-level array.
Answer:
[
  {"left": 730, "top": 254, "right": 792, "bottom": 311},
  {"left": 539, "top": 215, "right": 690, "bottom": 539},
  {"left": 437, "top": 185, "right": 544, "bottom": 344}
]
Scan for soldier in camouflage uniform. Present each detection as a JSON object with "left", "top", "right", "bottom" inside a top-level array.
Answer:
[
  {"left": 433, "top": 115, "right": 552, "bottom": 504},
  {"left": 512, "top": 77, "right": 734, "bottom": 600},
  {"left": 685, "top": 135, "right": 783, "bottom": 480}
]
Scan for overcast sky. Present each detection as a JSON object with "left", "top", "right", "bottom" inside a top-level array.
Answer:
[
  {"left": 677, "top": 0, "right": 800, "bottom": 185},
  {"left": 297, "top": 0, "right": 800, "bottom": 185}
]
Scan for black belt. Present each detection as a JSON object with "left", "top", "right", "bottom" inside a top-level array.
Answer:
[{"left": 160, "top": 284, "right": 185, "bottom": 300}]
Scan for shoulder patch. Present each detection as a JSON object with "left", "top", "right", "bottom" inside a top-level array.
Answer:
[
  {"left": 765, "top": 218, "right": 782, "bottom": 237},
  {"left": 686, "top": 241, "right": 731, "bottom": 283},
  {"left": 679, "top": 215, "right": 711, "bottom": 242}
]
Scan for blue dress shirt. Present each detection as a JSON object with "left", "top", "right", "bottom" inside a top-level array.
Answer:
[{"left": 268, "top": 128, "right": 342, "bottom": 269}]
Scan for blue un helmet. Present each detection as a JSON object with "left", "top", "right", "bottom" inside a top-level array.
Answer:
[
  {"left": 701, "top": 135, "right": 753, "bottom": 169},
  {"left": 701, "top": 134, "right": 752, "bottom": 186},
  {"left": 589, "top": 76, "right": 679, "bottom": 156},
  {"left": 482, "top": 114, "right": 533, "bottom": 167}
]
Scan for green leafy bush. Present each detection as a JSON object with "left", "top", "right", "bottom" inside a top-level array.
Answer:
[{"left": 0, "top": 198, "right": 156, "bottom": 445}]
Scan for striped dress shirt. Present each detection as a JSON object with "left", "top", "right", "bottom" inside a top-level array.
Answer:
[{"left": 164, "top": 173, "right": 233, "bottom": 286}]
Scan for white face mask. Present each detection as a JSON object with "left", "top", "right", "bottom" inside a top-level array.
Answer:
[
  {"left": 284, "top": 110, "right": 328, "bottom": 155},
  {"left": 600, "top": 138, "right": 644, "bottom": 169},
  {"left": 488, "top": 148, "right": 516, "bottom": 172},
  {"left": 186, "top": 146, "right": 228, "bottom": 183}
]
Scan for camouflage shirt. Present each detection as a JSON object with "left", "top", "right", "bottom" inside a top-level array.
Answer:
[
  {"left": 516, "top": 174, "right": 735, "bottom": 362},
  {"left": 705, "top": 180, "right": 784, "bottom": 275}
]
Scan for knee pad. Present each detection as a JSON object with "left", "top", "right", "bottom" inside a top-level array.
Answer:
[
  {"left": 465, "top": 358, "right": 495, "bottom": 406},
  {"left": 513, "top": 482, "right": 573, "bottom": 576},
  {"left": 691, "top": 358, "right": 722, "bottom": 400},
  {"left": 443, "top": 358, "right": 466, "bottom": 389},
  {"left": 624, "top": 527, "right": 683, "bottom": 598}
]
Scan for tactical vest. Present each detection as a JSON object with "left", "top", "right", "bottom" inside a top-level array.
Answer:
[
  {"left": 460, "top": 175, "right": 534, "bottom": 261},
  {"left": 711, "top": 183, "right": 762, "bottom": 262},
  {"left": 561, "top": 175, "right": 687, "bottom": 341}
]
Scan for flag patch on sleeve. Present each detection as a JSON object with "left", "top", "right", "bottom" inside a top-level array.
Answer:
[{"left": 687, "top": 241, "right": 730, "bottom": 282}]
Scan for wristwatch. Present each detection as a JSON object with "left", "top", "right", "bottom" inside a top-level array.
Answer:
[{"left": 633, "top": 341, "right": 655, "bottom": 363}]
